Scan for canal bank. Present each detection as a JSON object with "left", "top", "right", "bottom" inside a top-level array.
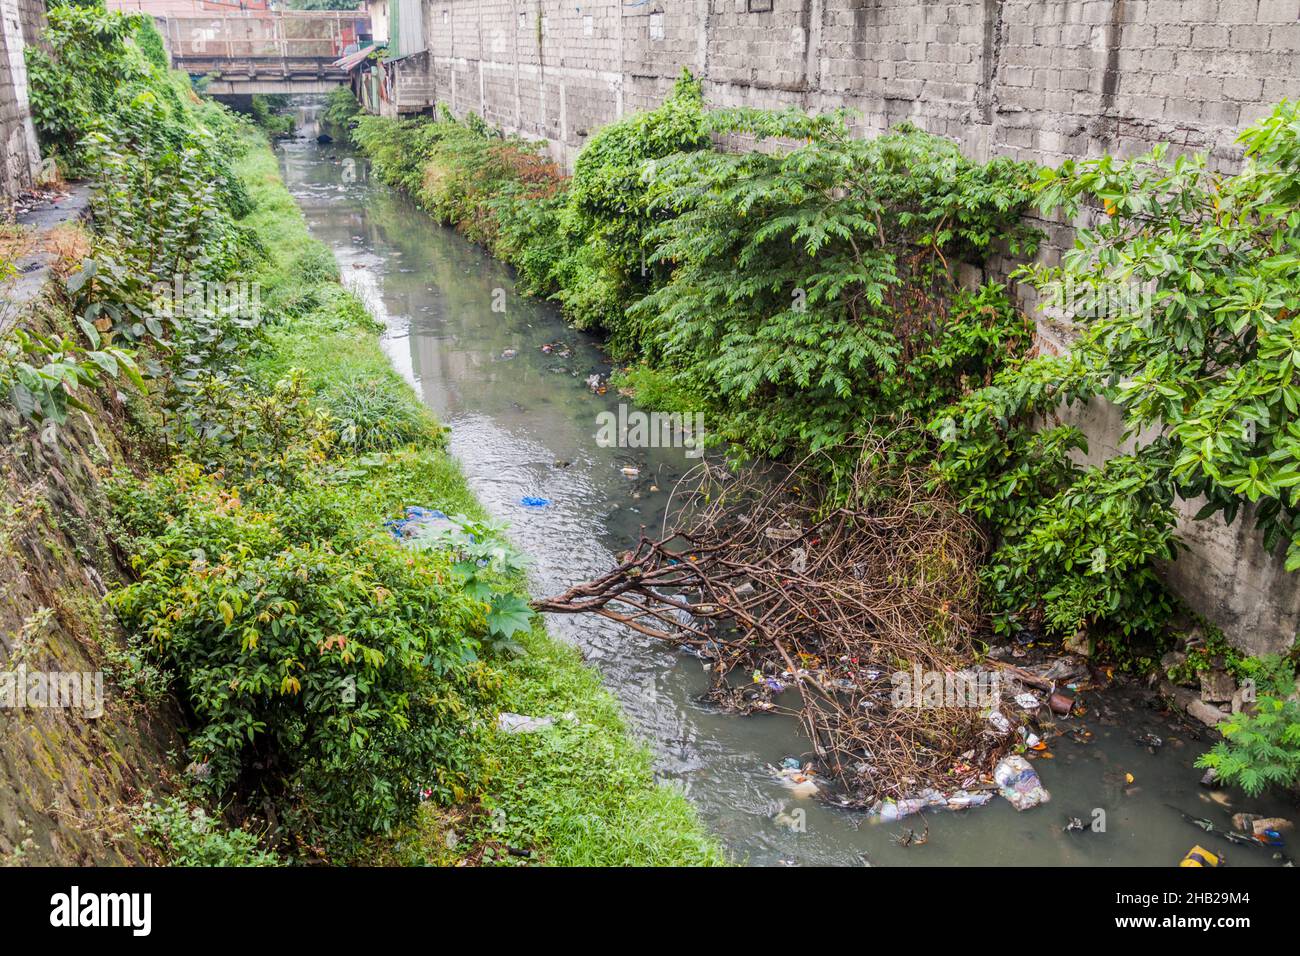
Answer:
[
  {"left": 280, "top": 100, "right": 1295, "bottom": 866},
  {"left": 233, "top": 130, "right": 725, "bottom": 866}
]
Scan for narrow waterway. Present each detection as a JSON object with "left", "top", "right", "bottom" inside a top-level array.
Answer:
[{"left": 275, "top": 104, "right": 1292, "bottom": 866}]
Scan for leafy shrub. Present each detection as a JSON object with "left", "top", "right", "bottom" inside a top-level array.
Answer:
[
  {"left": 1196, "top": 656, "right": 1300, "bottom": 796},
  {"left": 932, "top": 100, "right": 1300, "bottom": 642},
  {"left": 108, "top": 464, "right": 488, "bottom": 853},
  {"left": 133, "top": 797, "right": 278, "bottom": 866},
  {"left": 167, "top": 371, "right": 339, "bottom": 487},
  {"left": 323, "top": 86, "right": 361, "bottom": 131},
  {"left": 352, "top": 111, "right": 563, "bottom": 250},
  {"left": 632, "top": 112, "right": 1039, "bottom": 459},
  {"left": 249, "top": 95, "right": 294, "bottom": 137}
]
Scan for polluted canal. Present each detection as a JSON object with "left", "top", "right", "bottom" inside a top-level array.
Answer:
[{"left": 277, "top": 106, "right": 1292, "bottom": 866}]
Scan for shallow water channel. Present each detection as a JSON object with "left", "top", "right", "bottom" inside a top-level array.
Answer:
[{"left": 276, "top": 103, "right": 1292, "bottom": 866}]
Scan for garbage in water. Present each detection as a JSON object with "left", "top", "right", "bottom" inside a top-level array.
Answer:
[
  {"left": 1180, "top": 844, "right": 1221, "bottom": 867},
  {"left": 620, "top": 466, "right": 640, "bottom": 478},
  {"left": 891, "top": 820, "right": 929, "bottom": 847},
  {"left": 1048, "top": 690, "right": 1075, "bottom": 715},
  {"left": 773, "top": 807, "right": 804, "bottom": 832},
  {"left": 585, "top": 373, "right": 606, "bottom": 394},
  {"left": 500, "top": 348, "right": 519, "bottom": 359},
  {"left": 868, "top": 788, "right": 994, "bottom": 821},
  {"left": 993, "top": 755, "right": 1051, "bottom": 811},
  {"left": 1170, "top": 805, "right": 1263, "bottom": 850},
  {"left": 1135, "top": 732, "right": 1164, "bottom": 752},
  {"left": 773, "top": 765, "right": 820, "bottom": 798},
  {"left": 385, "top": 505, "right": 455, "bottom": 540},
  {"left": 1018, "top": 727, "right": 1045, "bottom": 750},
  {"left": 1232, "top": 814, "right": 1292, "bottom": 845},
  {"left": 496, "top": 711, "right": 578, "bottom": 733},
  {"left": 520, "top": 496, "right": 551, "bottom": 509}
]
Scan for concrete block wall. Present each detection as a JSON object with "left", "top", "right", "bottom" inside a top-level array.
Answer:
[
  {"left": 384, "top": 0, "right": 1300, "bottom": 652},
  {"left": 0, "top": 0, "right": 42, "bottom": 204},
  {"left": 393, "top": 1, "right": 1300, "bottom": 213}
]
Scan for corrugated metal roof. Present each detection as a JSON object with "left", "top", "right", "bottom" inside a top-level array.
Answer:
[{"left": 333, "top": 43, "right": 381, "bottom": 71}]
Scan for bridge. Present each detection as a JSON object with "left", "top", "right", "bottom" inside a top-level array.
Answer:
[{"left": 112, "top": 2, "right": 370, "bottom": 94}]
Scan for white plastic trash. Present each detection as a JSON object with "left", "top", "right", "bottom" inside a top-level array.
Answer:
[{"left": 994, "top": 755, "right": 1051, "bottom": 811}]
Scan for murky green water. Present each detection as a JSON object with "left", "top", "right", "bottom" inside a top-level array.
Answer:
[{"left": 275, "top": 102, "right": 1293, "bottom": 866}]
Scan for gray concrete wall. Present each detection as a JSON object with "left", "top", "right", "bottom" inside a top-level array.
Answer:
[
  {"left": 0, "top": 0, "right": 43, "bottom": 203},
  {"left": 396, "top": 0, "right": 1299, "bottom": 174},
  {"left": 384, "top": 0, "right": 1300, "bottom": 653}
]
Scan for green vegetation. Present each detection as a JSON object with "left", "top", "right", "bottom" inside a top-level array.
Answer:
[
  {"left": 133, "top": 796, "right": 279, "bottom": 866},
  {"left": 323, "top": 86, "right": 362, "bottom": 131},
  {"left": 1197, "top": 656, "right": 1300, "bottom": 796},
  {"left": 14, "top": 2, "right": 722, "bottom": 864},
  {"left": 341, "top": 81, "right": 1300, "bottom": 793},
  {"left": 935, "top": 103, "right": 1300, "bottom": 643},
  {"left": 249, "top": 95, "right": 294, "bottom": 137}
]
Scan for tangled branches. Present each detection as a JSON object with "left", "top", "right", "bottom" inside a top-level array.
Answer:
[{"left": 534, "top": 441, "right": 1013, "bottom": 804}]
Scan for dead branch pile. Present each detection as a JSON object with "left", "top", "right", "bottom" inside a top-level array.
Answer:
[{"left": 533, "top": 441, "right": 1016, "bottom": 805}]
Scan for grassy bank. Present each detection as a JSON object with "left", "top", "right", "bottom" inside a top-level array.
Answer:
[{"left": 231, "top": 140, "right": 725, "bottom": 866}]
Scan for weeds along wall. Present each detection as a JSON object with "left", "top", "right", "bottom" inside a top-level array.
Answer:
[
  {"left": 377, "top": 0, "right": 1300, "bottom": 653},
  {"left": 348, "top": 100, "right": 1300, "bottom": 662}
]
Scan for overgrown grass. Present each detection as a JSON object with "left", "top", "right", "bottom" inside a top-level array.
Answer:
[
  {"left": 230, "top": 132, "right": 725, "bottom": 866},
  {"left": 477, "top": 622, "right": 727, "bottom": 865}
]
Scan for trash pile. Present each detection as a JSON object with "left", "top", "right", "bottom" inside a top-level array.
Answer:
[
  {"left": 869, "top": 787, "right": 995, "bottom": 821},
  {"left": 534, "top": 441, "right": 1048, "bottom": 806},
  {"left": 1173, "top": 806, "right": 1294, "bottom": 866},
  {"left": 773, "top": 760, "right": 822, "bottom": 798}
]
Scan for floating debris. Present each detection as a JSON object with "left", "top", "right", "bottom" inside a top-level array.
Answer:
[
  {"left": 774, "top": 765, "right": 820, "bottom": 798},
  {"left": 869, "top": 788, "right": 994, "bottom": 821},
  {"left": 994, "top": 755, "right": 1051, "bottom": 811}
]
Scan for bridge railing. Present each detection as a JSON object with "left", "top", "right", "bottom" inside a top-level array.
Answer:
[{"left": 160, "top": 10, "right": 370, "bottom": 63}]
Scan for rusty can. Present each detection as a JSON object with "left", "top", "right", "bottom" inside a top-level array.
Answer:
[{"left": 1048, "top": 690, "right": 1075, "bottom": 716}]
